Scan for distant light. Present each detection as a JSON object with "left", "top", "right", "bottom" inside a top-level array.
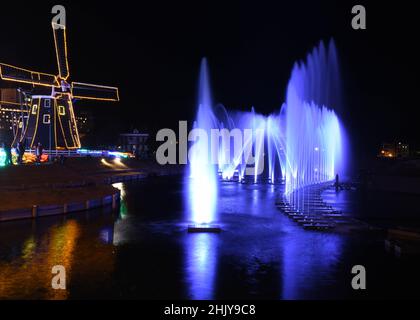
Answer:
[
  {"left": 114, "top": 157, "right": 127, "bottom": 168},
  {"left": 314, "top": 147, "right": 319, "bottom": 152},
  {"left": 101, "top": 158, "right": 113, "bottom": 167},
  {"left": 109, "top": 151, "right": 129, "bottom": 159},
  {"left": 112, "top": 182, "right": 126, "bottom": 199},
  {"left": 0, "top": 148, "right": 6, "bottom": 167}
]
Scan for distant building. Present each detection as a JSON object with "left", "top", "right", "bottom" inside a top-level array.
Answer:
[
  {"left": 0, "top": 89, "right": 20, "bottom": 142},
  {"left": 1, "top": 88, "right": 18, "bottom": 131},
  {"left": 76, "top": 111, "right": 94, "bottom": 139},
  {"left": 396, "top": 142, "right": 410, "bottom": 158},
  {"left": 0, "top": 109, "right": 14, "bottom": 131},
  {"left": 379, "top": 141, "right": 409, "bottom": 158},
  {"left": 1, "top": 88, "right": 19, "bottom": 103},
  {"left": 119, "top": 129, "right": 149, "bottom": 158}
]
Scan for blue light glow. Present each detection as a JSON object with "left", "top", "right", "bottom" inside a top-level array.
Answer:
[
  {"left": 0, "top": 148, "right": 6, "bottom": 167},
  {"left": 187, "top": 58, "right": 218, "bottom": 224},
  {"left": 283, "top": 40, "right": 347, "bottom": 195},
  {"left": 76, "top": 149, "right": 131, "bottom": 159},
  {"left": 187, "top": 42, "right": 347, "bottom": 223},
  {"left": 185, "top": 233, "right": 217, "bottom": 299}
]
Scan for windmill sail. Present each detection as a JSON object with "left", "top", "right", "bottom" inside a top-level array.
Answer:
[
  {"left": 0, "top": 63, "right": 59, "bottom": 87},
  {"left": 0, "top": 20, "right": 119, "bottom": 150},
  {"left": 52, "top": 23, "right": 70, "bottom": 80},
  {"left": 71, "top": 82, "right": 119, "bottom": 101}
]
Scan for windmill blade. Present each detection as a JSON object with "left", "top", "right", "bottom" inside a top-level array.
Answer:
[
  {"left": 52, "top": 23, "right": 70, "bottom": 80},
  {"left": 71, "top": 82, "right": 120, "bottom": 101},
  {"left": 0, "top": 63, "right": 59, "bottom": 87}
]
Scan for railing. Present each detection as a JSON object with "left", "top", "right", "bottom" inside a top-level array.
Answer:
[
  {"left": 23, "top": 149, "right": 133, "bottom": 158},
  {"left": 24, "top": 149, "right": 79, "bottom": 157},
  {"left": 2, "top": 148, "right": 133, "bottom": 166}
]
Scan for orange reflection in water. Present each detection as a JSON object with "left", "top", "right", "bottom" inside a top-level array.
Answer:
[{"left": 0, "top": 221, "right": 79, "bottom": 299}]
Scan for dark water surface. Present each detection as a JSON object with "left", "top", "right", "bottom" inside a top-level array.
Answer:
[{"left": 1, "top": 177, "right": 420, "bottom": 299}]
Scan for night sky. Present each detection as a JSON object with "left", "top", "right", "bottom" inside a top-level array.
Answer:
[{"left": 0, "top": 1, "right": 418, "bottom": 162}]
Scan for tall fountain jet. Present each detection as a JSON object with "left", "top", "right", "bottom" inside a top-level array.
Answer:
[
  {"left": 186, "top": 41, "right": 347, "bottom": 227},
  {"left": 283, "top": 40, "right": 347, "bottom": 195},
  {"left": 187, "top": 58, "right": 219, "bottom": 226}
]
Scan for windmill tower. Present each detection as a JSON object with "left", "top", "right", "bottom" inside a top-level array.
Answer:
[{"left": 0, "top": 22, "right": 119, "bottom": 150}]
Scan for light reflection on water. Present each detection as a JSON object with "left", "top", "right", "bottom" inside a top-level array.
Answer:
[
  {"left": 281, "top": 231, "right": 343, "bottom": 299},
  {"left": 112, "top": 183, "right": 126, "bottom": 200},
  {"left": 0, "top": 221, "right": 80, "bottom": 299},
  {"left": 185, "top": 233, "right": 218, "bottom": 300},
  {"left": 1, "top": 178, "right": 412, "bottom": 299}
]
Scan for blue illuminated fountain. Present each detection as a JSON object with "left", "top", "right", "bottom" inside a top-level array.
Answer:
[
  {"left": 187, "top": 58, "right": 219, "bottom": 228},
  {"left": 187, "top": 40, "right": 347, "bottom": 228},
  {"left": 283, "top": 40, "right": 346, "bottom": 195}
]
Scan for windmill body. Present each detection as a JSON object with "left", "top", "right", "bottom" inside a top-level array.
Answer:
[{"left": 0, "top": 23, "right": 119, "bottom": 150}]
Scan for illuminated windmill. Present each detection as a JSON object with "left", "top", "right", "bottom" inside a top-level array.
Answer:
[{"left": 0, "top": 22, "right": 119, "bottom": 150}]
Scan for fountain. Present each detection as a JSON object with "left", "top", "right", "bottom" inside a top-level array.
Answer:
[
  {"left": 283, "top": 40, "right": 346, "bottom": 196},
  {"left": 186, "top": 40, "right": 347, "bottom": 229},
  {"left": 187, "top": 58, "right": 221, "bottom": 232}
]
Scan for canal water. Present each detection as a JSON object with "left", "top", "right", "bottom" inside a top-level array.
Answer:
[{"left": 1, "top": 176, "right": 420, "bottom": 299}]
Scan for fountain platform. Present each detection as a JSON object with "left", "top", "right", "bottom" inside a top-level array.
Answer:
[{"left": 188, "top": 224, "right": 222, "bottom": 233}]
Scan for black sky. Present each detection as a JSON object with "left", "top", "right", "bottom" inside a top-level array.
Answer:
[{"left": 0, "top": 0, "right": 418, "bottom": 159}]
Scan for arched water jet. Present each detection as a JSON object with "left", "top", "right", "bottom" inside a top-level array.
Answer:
[
  {"left": 187, "top": 40, "right": 347, "bottom": 225},
  {"left": 283, "top": 40, "right": 347, "bottom": 197}
]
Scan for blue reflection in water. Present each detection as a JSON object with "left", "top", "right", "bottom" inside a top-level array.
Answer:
[
  {"left": 100, "top": 227, "right": 114, "bottom": 245},
  {"left": 281, "top": 230, "right": 344, "bottom": 299},
  {"left": 185, "top": 233, "right": 218, "bottom": 300}
]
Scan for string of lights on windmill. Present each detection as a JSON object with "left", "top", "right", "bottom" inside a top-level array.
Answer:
[{"left": 0, "top": 21, "right": 119, "bottom": 150}]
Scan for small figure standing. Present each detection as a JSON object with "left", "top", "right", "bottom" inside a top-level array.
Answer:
[
  {"left": 59, "top": 154, "right": 66, "bottom": 165},
  {"left": 36, "top": 142, "right": 43, "bottom": 163},
  {"left": 335, "top": 173, "right": 340, "bottom": 191},
  {"left": 17, "top": 142, "right": 25, "bottom": 164}
]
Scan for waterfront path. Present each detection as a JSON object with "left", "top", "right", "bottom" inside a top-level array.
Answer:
[{"left": 0, "top": 158, "right": 182, "bottom": 221}]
